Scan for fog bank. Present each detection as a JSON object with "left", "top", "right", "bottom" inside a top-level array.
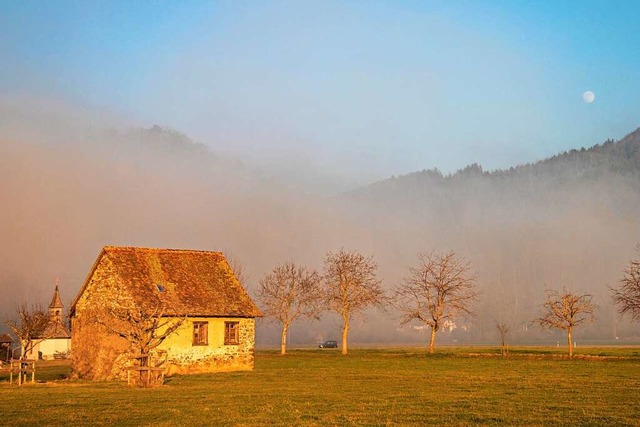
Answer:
[{"left": 2, "top": 100, "right": 639, "bottom": 347}]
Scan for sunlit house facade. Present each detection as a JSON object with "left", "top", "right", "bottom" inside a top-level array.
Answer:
[{"left": 70, "top": 246, "right": 262, "bottom": 380}]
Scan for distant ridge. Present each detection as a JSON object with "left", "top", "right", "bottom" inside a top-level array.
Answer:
[{"left": 351, "top": 127, "right": 640, "bottom": 196}]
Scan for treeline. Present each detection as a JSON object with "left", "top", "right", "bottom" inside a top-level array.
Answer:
[
  {"left": 359, "top": 127, "right": 640, "bottom": 191},
  {"left": 255, "top": 245, "right": 640, "bottom": 357}
]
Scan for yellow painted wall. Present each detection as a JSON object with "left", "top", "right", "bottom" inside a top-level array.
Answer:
[
  {"left": 161, "top": 317, "right": 229, "bottom": 349},
  {"left": 157, "top": 317, "right": 256, "bottom": 375}
]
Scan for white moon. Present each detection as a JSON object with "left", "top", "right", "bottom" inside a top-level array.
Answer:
[{"left": 582, "top": 91, "right": 595, "bottom": 103}]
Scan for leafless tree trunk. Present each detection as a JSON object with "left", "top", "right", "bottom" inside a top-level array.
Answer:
[
  {"left": 610, "top": 245, "right": 640, "bottom": 322},
  {"left": 324, "top": 249, "right": 386, "bottom": 355},
  {"left": 257, "top": 262, "right": 323, "bottom": 355},
  {"left": 394, "top": 250, "right": 477, "bottom": 354},
  {"left": 280, "top": 325, "right": 288, "bottom": 355},
  {"left": 534, "top": 287, "right": 596, "bottom": 358},
  {"left": 341, "top": 322, "right": 349, "bottom": 354},
  {"left": 428, "top": 327, "right": 437, "bottom": 354}
]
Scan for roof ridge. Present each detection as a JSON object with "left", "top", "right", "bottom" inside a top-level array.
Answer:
[{"left": 103, "top": 246, "right": 223, "bottom": 255}]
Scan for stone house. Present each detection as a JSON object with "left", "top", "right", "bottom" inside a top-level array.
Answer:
[
  {"left": 70, "top": 246, "right": 262, "bottom": 380},
  {"left": 29, "top": 285, "right": 72, "bottom": 360}
]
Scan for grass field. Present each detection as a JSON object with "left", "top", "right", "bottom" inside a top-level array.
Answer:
[{"left": 1, "top": 347, "right": 639, "bottom": 426}]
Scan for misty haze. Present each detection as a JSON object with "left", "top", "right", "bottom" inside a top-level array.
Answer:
[
  {"left": 1, "top": 2, "right": 639, "bottom": 425},
  {"left": 2, "top": 113, "right": 638, "bottom": 347}
]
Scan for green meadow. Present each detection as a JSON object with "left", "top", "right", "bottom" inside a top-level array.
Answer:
[{"left": 1, "top": 347, "right": 639, "bottom": 426}]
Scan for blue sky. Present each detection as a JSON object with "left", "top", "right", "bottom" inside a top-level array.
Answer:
[{"left": 2, "top": 1, "right": 639, "bottom": 183}]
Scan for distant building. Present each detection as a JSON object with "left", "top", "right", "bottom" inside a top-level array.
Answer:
[
  {"left": 29, "top": 285, "right": 72, "bottom": 360},
  {"left": 70, "top": 246, "right": 262, "bottom": 380}
]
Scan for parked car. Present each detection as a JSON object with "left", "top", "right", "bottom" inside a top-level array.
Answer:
[{"left": 318, "top": 340, "right": 338, "bottom": 348}]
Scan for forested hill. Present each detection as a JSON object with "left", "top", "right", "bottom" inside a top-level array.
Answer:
[
  {"left": 351, "top": 127, "right": 640, "bottom": 198},
  {"left": 505, "top": 127, "right": 640, "bottom": 178}
]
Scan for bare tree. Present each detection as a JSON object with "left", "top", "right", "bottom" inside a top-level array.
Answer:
[
  {"left": 323, "top": 249, "right": 386, "bottom": 355},
  {"left": 534, "top": 287, "right": 596, "bottom": 357},
  {"left": 98, "top": 296, "right": 185, "bottom": 386},
  {"left": 395, "top": 250, "right": 478, "bottom": 354},
  {"left": 495, "top": 322, "right": 511, "bottom": 356},
  {"left": 4, "top": 304, "right": 50, "bottom": 385},
  {"left": 491, "top": 292, "right": 521, "bottom": 357},
  {"left": 257, "top": 262, "right": 323, "bottom": 355},
  {"left": 226, "top": 251, "right": 250, "bottom": 288},
  {"left": 610, "top": 245, "right": 640, "bottom": 322},
  {"left": 4, "top": 303, "right": 50, "bottom": 362}
]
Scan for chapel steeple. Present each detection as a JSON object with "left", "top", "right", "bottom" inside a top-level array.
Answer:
[{"left": 49, "top": 279, "right": 64, "bottom": 323}]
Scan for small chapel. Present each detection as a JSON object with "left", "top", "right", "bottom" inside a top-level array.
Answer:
[{"left": 29, "top": 284, "right": 72, "bottom": 360}]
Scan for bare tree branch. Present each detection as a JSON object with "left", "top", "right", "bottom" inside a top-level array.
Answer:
[
  {"left": 323, "top": 248, "right": 386, "bottom": 355},
  {"left": 257, "top": 262, "right": 323, "bottom": 355},
  {"left": 226, "top": 251, "right": 250, "bottom": 289},
  {"left": 490, "top": 292, "right": 521, "bottom": 357},
  {"left": 91, "top": 291, "right": 185, "bottom": 386},
  {"left": 534, "top": 287, "right": 597, "bottom": 357},
  {"left": 610, "top": 244, "right": 640, "bottom": 322},
  {"left": 394, "top": 250, "right": 478, "bottom": 354},
  {"left": 4, "top": 303, "right": 50, "bottom": 362},
  {"left": 495, "top": 321, "right": 511, "bottom": 356},
  {"left": 102, "top": 301, "right": 185, "bottom": 357}
]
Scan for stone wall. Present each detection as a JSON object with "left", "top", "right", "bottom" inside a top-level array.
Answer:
[
  {"left": 71, "top": 313, "right": 130, "bottom": 380},
  {"left": 72, "top": 255, "right": 132, "bottom": 380}
]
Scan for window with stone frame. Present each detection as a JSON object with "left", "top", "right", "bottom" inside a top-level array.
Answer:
[
  {"left": 224, "top": 321, "right": 240, "bottom": 345},
  {"left": 192, "top": 321, "right": 208, "bottom": 346}
]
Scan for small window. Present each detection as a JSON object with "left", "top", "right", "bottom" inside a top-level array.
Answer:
[
  {"left": 193, "top": 322, "right": 208, "bottom": 346},
  {"left": 224, "top": 322, "right": 239, "bottom": 345}
]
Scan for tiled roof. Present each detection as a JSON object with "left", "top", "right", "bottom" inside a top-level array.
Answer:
[
  {"left": 40, "top": 320, "right": 71, "bottom": 339},
  {"left": 0, "top": 334, "right": 13, "bottom": 343},
  {"left": 72, "top": 246, "right": 262, "bottom": 318}
]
